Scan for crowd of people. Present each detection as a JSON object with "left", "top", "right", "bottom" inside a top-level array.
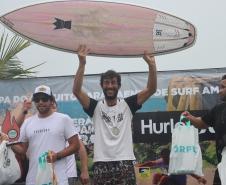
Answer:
[{"left": 0, "top": 45, "right": 226, "bottom": 185}]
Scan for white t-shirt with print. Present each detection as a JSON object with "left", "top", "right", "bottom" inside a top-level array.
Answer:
[
  {"left": 85, "top": 95, "right": 141, "bottom": 162},
  {"left": 20, "top": 112, "right": 77, "bottom": 185}
]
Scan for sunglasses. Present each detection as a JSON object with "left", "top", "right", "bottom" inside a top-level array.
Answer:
[{"left": 33, "top": 96, "right": 50, "bottom": 103}]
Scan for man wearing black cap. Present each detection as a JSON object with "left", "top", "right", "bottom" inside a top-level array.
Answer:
[{"left": 12, "top": 85, "right": 80, "bottom": 185}]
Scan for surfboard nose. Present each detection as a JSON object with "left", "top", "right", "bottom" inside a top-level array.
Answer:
[{"left": 187, "top": 23, "right": 196, "bottom": 46}]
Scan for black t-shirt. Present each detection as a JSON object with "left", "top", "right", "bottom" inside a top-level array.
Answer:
[{"left": 202, "top": 102, "right": 226, "bottom": 162}]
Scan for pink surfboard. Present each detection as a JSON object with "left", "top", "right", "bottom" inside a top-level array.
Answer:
[{"left": 0, "top": 1, "right": 196, "bottom": 57}]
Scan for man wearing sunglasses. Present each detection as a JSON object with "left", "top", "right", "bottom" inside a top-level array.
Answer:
[{"left": 12, "top": 85, "right": 80, "bottom": 185}]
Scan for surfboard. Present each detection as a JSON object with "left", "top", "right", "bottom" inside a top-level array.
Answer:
[{"left": 0, "top": 1, "right": 196, "bottom": 57}]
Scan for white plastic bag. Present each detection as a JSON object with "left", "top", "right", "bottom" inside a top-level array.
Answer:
[
  {"left": 168, "top": 115, "right": 203, "bottom": 176},
  {"left": 217, "top": 147, "right": 226, "bottom": 185},
  {"left": 35, "top": 151, "right": 58, "bottom": 185},
  {"left": 0, "top": 140, "right": 21, "bottom": 185}
]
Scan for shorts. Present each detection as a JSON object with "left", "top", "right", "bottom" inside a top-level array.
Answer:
[
  {"left": 93, "top": 160, "right": 136, "bottom": 185},
  {"left": 213, "top": 169, "right": 221, "bottom": 185},
  {"left": 68, "top": 177, "right": 79, "bottom": 185}
]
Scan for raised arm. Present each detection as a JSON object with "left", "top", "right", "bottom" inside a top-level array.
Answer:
[
  {"left": 72, "top": 45, "right": 90, "bottom": 109},
  {"left": 137, "top": 52, "right": 157, "bottom": 105},
  {"left": 15, "top": 100, "right": 32, "bottom": 128}
]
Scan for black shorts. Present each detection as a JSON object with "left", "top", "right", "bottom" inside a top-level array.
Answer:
[{"left": 213, "top": 169, "right": 221, "bottom": 185}]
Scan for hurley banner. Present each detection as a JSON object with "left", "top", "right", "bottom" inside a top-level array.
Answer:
[
  {"left": 133, "top": 110, "right": 215, "bottom": 143},
  {"left": 0, "top": 67, "right": 225, "bottom": 144}
]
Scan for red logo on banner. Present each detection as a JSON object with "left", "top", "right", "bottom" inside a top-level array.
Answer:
[{"left": 2, "top": 110, "right": 20, "bottom": 142}]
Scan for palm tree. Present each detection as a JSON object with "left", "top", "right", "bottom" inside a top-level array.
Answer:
[{"left": 0, "top": 32, "right": 43, "bottom": 79}]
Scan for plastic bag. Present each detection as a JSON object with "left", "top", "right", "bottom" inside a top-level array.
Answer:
[
  {"left": 35, "top": 151, "right": 58, "bottom": 185},
  {"left": 168, "top": 114, "right": 203, "bottom": 176},
  {"left": 218, "top": 147, "right": 226, "bottom": 185},
  {"left": 0, "top": 140, "right": 21, "bottom": 185}
]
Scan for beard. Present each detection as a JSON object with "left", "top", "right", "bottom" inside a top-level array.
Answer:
[
  {"left": 37, "top": 105, "right": 51, "bottom": 115},
  {"left": 103, "top": 88, "right": 118, "bottom": 100}
]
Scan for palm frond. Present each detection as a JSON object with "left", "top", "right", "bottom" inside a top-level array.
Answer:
[{"left": 0, "top": 32, "right": 43, "bottom": 79}]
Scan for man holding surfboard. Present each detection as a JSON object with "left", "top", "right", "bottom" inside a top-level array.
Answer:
[{"left": 73, "top": 45, "right": 157, "bottom": 184}]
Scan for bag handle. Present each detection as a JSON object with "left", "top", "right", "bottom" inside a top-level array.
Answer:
[
  {"left": 179, "top": 113, "right": 191, "bottom": 127},
  {"left": 38, "top": 152, "right": 48, "bottom": 169}
]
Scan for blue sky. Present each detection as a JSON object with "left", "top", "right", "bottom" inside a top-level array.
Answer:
[{"left": 1, "top": 0, "right": 226, "bottom": 77}]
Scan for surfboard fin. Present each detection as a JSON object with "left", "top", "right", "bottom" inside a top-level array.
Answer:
[{"left": 53, "top": 18, "right": 71, "bottom": 30}]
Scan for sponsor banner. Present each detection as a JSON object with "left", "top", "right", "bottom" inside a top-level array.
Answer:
[
  {"left": 0, "top": 67, "right": 225, "bottom": 144},
  {"left": 133, "top": 110, "right": 216, "bottom": 143}
]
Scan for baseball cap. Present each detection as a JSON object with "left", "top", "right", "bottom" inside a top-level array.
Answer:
[{"left": 33, "top": 85, "right": 52, "bottom": 96}]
